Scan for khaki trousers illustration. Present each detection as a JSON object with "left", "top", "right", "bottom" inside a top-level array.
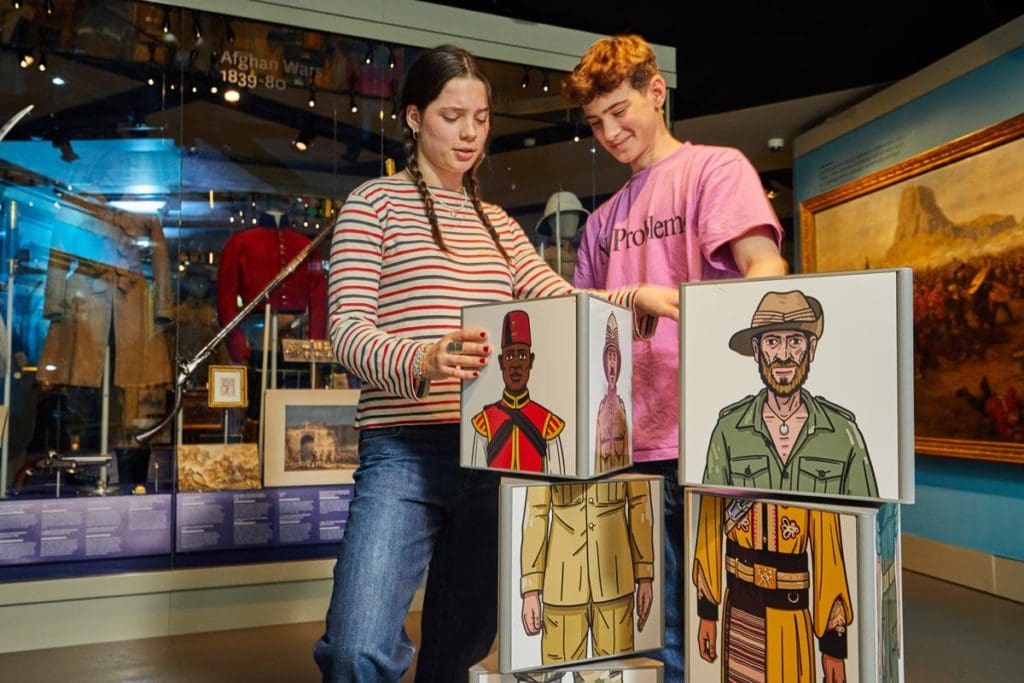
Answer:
[{"left": 541, "top": 594, "right": 635, "bottom": 663}]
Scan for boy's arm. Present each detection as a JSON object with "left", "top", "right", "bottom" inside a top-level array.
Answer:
[{"left": 730, "top": 226, "right": 788, "bottom": 278}]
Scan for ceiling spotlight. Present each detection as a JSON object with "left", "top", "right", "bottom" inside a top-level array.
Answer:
[
  {"left": 364, "top": 43, "right": 374, "bottom": 65},
  {"left": 37, "top": 52, "right": 47, "bottom": 72},
  {"left": 19, "top": 51, "right": 33, "bottom": 68},
  {"left": 541, "top": 71, "right": 550, "bottom": 93},
  {"left": 191, "top": 85, "right": 197, "bottom": 93},
  {"left": 225, "top": 20, "right": 235, "bottom": 43},
  {"left": 224, "top": 88, "right": 240, "bottom": 103},
  {"left": 307, "top": 85, "right": 316, "bottom": 108},
  {"left": 388, "top": 47, "right": 396, "bottom": 70},
  {"left": 161, "top": 9, "right": 171, "bottom": 33},
  {"left": 349, "top": 94, "right": 358, "bottom": 114},
  {"left": 210, "top": 85, "right": 218, "bottom": 94},
  {"left": 520, "top": 67, "right": 529, "bottom": 89},
  {"left": 766, "top": 187, "right": 779, "bottom": 200},
  {"left": 389, "top": 102, "right": 398, "bottom": 120},
  {"left": 293, "top": 127, "right": 313, "bottom": 152},
  {"left": 192, "top": 12, "right": 202, "bottom": 41},
  {"left": 147, "top": 76, "right": 155, "bottom": 86},
  {"left": 12, "top": 0, "right": 22, "bottom": 9},
  {"left": 45, "top": 0, "right": 54, "bottom": 14},
  {"left": 573, "top": 134, "right": 580, "bottom": 143}
]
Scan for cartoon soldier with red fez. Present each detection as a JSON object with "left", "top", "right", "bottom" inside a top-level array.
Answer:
[{"left": 471, "top": 310, "right": 566, "bottom": 474}]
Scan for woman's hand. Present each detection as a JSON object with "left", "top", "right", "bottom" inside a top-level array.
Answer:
[
  {"left": 634, "top": 284, "right": 680, "bottom": 321},
  {"left": 423, "top": 327, "right": 493, "bottom": 381}
]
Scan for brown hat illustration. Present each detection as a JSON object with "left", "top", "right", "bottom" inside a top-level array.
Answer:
[{"left": 728, "top": 290, "right": 824, "bottom": 356}]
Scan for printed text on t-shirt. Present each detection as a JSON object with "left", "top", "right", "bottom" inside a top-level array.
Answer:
[{"left": 611, "top": 214, "right": 686, "bottom": 251}]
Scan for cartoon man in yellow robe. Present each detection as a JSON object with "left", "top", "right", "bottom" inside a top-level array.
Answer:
[{"left": 692, "top": 495, "right": 853, "bottom": 683}]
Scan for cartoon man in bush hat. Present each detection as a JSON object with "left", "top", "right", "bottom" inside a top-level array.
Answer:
[
  {"left": 702, "top": 290, "right": 878, "bottom": 497},
  {"left": 471, "top": 309, "right": 565, "bottom": 474}
]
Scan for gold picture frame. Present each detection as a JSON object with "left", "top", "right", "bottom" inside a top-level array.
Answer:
[
  {"left": 208, "top": 365, "right": 248, "bottom": 408},
  {"left": 800, "top": 113, "right": 1024, "bottom": 464}
]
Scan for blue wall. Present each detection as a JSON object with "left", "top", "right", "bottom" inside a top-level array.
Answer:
[{"left": 793, "top": 45, "right": 1024, "bottom": 561}]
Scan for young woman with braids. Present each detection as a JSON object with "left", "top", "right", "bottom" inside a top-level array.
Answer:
[{"left": 313, "top": 45, "right": 679, "bottom": 682}]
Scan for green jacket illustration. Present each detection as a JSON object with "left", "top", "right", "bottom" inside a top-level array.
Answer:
[{"left": 702, "top": 388, "right": 878, "bottom": 497}]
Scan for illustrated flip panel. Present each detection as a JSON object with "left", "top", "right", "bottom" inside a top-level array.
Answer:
[
  {"left": 679, "top": 269, "right": 914, "bottom": 503},
  {"left": 499, "top": 474, "right": 664, "bottom": 673},
  {"left": 469, "top": 653, "right": 663, "bottom": 682},
  {"left": 462, "top": 294, "right": 633, "bottom": 479},
  {"left": 684, "top": 490, "right": 903, "bottom": 683}
]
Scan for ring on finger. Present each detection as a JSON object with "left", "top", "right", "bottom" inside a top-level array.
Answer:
[{"left": 445, "top": 341, "right": 463, "bottom": 354}]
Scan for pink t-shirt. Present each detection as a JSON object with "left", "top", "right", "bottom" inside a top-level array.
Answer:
[{"left": 574, "top": 142, "right": 783, "bottom": 461}]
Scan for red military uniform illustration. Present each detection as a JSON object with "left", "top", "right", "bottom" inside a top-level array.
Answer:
[{"left": 471, "top": 310, "right": 566, "bottom": 474}]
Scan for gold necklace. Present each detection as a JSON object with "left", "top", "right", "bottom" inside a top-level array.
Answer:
[{"left": 429, "top": 186, "right": 469, "bottom": 218}]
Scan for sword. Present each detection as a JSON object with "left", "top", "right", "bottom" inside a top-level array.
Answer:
[{"left": 0, "top": 105, "right": 33, "bottom": 144}]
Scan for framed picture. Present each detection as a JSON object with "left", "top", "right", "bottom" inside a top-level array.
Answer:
[
  {"left": 177, "top": 443, "right": 260, "bottom": 492},
  {"left": 262, "top": 388, "right": 360, "bottom": 487},
  {"left": 800, "top": 113, "right": 1024, "bottom": 463},
  {"left": 208, "top": 365, "right": 248, "bottom": 408},
  {"left": 679, "top": 271, "right": 914, "bottom": 503}
]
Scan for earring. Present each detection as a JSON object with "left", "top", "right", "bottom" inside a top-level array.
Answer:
[{"left": 412, "top": 129, "right": 418, "bottom": 140}]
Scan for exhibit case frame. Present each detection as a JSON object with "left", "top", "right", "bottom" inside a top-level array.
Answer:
[{"left": 0, "top": 0, "right": 676, "bottom": 654}]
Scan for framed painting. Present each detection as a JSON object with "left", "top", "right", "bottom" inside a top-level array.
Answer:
[
  {"left": 177, "top": 443, "right": 260, "bottom": 492},
  {"left": 208, "top": 365, "right": 247, "bottom": 408},
  {"left": 262, "top": 388, "right": 360, "bottom": 487},
  {"left": 800, "top": 113, "right": 1024, "bottom": 463}
]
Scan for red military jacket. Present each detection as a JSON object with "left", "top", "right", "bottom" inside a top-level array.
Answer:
[
  {"left": 216, "top": 227, "right": 328, "bottom": 362},
  {"left": 471, "top": 390, "right": 565, "bottom": 472}
]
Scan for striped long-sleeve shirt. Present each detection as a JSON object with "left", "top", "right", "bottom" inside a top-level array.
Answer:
[{"left": 328, "top": 176, "right": 640, "bottom": 429}]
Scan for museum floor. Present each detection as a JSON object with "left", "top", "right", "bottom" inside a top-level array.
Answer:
[{"left": 0, "top": 570, "right": 1020, "bottom": 682}]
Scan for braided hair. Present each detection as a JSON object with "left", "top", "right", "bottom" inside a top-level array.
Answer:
[{"left": 400, "top": 45, "right": 509, "bottom": 261}]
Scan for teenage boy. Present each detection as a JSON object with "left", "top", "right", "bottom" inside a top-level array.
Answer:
[{"left": 563, "top": 34, "right": 788, "bottom": 681}]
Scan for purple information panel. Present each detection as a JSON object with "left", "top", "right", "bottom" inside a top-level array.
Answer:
[
  {"left": 176, "top": 485, "right": 352, "bottom": 553},
  {"left": 0, "top": 495, "right": 173, "bottom": 566}
]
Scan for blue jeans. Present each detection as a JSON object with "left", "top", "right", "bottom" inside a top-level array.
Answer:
[
  {"left": 631, "top": 459, "right": 684, "bottom": 682},
  {"left": 313, "top": 424, "right": 499, "bottom": 682}
]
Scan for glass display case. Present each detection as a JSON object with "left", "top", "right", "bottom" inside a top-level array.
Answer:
[{"left": 0, "top": 0, "right": 661, "bottom": 579}]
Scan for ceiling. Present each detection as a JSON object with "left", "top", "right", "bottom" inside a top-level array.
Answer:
[
  {"left": 1, "top": 1, "right": 1020, "bottom": 245},
  {"left": 424, "top": 1, "right": 1023, "bottom": 117}
]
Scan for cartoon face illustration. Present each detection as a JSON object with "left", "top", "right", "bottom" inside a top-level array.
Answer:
[
  {"left": 471, "top": 310, "right": 566, "bottom": 474},
  {"left": 702, "top": 290, "right": 879, "bottom": 498},
  {"left": 603, "top": 313, "right": 621, "bottom": 388},
  {"left": 501, "top": 342, "right": 534, "bottom": 394},
  {"left": 754, "top": 330, "right": 816, "bottom": 397}
]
